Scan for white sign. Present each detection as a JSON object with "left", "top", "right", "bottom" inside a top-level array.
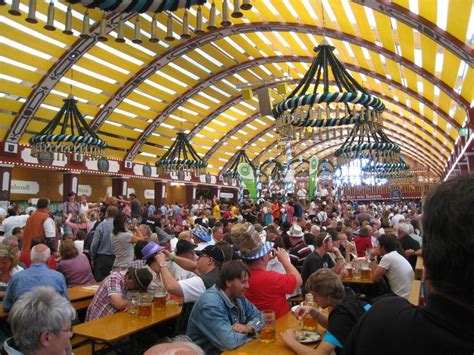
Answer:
[
  {"left": 11, "top": 180, "right": 40, "bottom": 195},
  {"left": 144, "top": 189, "right": 155, "bottom": 199},
  {"left": 220, "top": 192, "right": 234, "bottom": 199},
  {"left": 58, "top": 184, "right": 92, "bottom": 196}
]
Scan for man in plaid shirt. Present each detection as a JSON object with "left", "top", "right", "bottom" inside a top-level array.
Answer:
[{"left": 86, "top": 267, "right": 152, "bottom": 321}]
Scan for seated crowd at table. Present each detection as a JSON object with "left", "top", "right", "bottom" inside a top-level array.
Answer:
[{"left": 0, "top": 174, "right": 472, "bottom": 354}]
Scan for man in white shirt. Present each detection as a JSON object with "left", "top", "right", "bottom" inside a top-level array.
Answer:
[
  {"left": 370, "top": 234, "right": 414, "bottom": 299},
  {"left": 390, "top": 208, "right": 404, "bottom": 228},
  {"left": 2, "top": 207, "right": 29, "bottom": 238}
]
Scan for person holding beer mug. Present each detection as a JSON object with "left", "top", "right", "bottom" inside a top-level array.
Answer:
[{"left": 282, "top": 269, "right": 371, "bottom": 355}]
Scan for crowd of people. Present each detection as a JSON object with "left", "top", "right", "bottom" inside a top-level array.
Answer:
[{"left": 0, "top": 174, "right": 472, "bottom": 354}]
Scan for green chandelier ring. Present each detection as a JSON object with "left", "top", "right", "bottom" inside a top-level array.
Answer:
[
  {"left": 29, "top": 134, "right": 107, "bottom": 148},
  {"left": 272, "top": 92, "right": 385, "bottom": 120},
  {"left": 335, "top": 142, "right": 400, "bottom": 155},
  {"left": 286, "top": 116, "right": 359, "bottom": 128}
]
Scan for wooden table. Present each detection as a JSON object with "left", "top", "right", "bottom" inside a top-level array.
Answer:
[
  {"left": 408, "top": 280, "right": 421, "bottom": 306},
  {"left": 223, "top": 312, "right": 326, "bottom": 355},
  {"left": 342, "top": 276, "right": 374, "bottom": 285},
  {"left": 415, "top": 256, "right": 424, "bottom": 280},
  {"left": 74, "top": 302, "right": 182, "bottom": 353},
  {"left": 0, "top": 283, "right": 99, "bottom": 320},
  {"left": 68, "top": 283, "right": 100, "bottom": 311}
]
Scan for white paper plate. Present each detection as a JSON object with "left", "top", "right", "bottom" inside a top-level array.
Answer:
[{"left": 297, "top": 331, "right": 321, "bottom": 344}]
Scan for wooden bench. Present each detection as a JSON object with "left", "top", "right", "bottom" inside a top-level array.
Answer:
[
  {"left": 408, "top": 280, "right": 422, "bottom": 306},
  {"left": 415, "top": 256, "right": 424, "bottom": 280}
]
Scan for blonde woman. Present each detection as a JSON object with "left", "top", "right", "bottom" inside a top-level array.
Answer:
[
  {"left": 0, "top": 244, "right": 23, "bottom": 285},
  {"left": 65, "top": 212, "right": 93, "bottom": 237}
]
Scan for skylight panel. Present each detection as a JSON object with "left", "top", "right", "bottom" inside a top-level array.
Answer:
[
  {"left": 259, "top": 65, "right": 273, "bottom": 76},
  {"left": 105, "top": 120, "right": 122, "bottom": 127},
  {"left": 135, "top": 90, "right": 162, "bottom": 103},
  {"left": 203, "top": 126, "right": 216, "bottom": 132},
  {"left": 343, "top": 42, "right": 355, "bottom": 57},
  {"left": 259, "top": 50, "right": 269, "bottom": 57},
  {"left": 230, "top": 107, "right": 246, "bottom": 115},
  {"left": 457, "top": 60, "right": 468, "bottom": 79},
  {"left": 198, "top": 91, "right": 220, "bottom": 103},
  {"left": 238, "top": 130, "right": 248, "bottom": 135},
  {"left": 341, "top": 0, "right": 356, "bottom": 24},
  {"left": 115, "top": 108, "right": 137, "bottom": 118},
  {"left": 144, "top": 79, "right": 176, "bottom": 95},
  {"left": 307, "top": 34, "right": 318, "bottom": 47},
  {"left": 209, "top": 85, "right": 231, "bottom": 97},
  {"left": 96, "top": 42, "right": 144, "bottom": 66},
  {"left": 60, "top": 77, "right": 102, "bottom": 94},
  {"left": 233, "top": 74, "right": 248, "bottom": 83},
  {"left": 156, "top": 71, "right": 187, "bottom": 87},
  {"left": 140, "top": 152, "right": 155, "bottom": 157},
  {"left": 221, "top": 113, "right": 238, "bottom": 121},
  {"left": 266, "top": 132, "right": 275, "bottom": 138},
  {"left": 409, "top": 0, "right": 419, "bottom": 15},
  {"left": 435, "top": 52, "right": 444, "bottom": 72},
  {"left": 436, "top": 1, "right": 448, "bottom": 31},
  {"left": 363, "top": 7, "right": 377, "bottom": 27},
  {"left": 0, "top": 36, "right": 52, "bottom": 60},
  {"left": 223, "top": 37, "right": 246, "bottom": 54},
  {"left": 161, "top": 123, "right": 175, "bottom": 129},
  {"left": 218, "top": 158, "right": 228, "bottom": 162},
  {"left": 272, "top": 63, "right": 284, "bottom": 73},
  {"left": 182, "top": 55, "right": 212, "bottom": 74},
  {"left": 168, "top": 114, "right": 187, "bottom": 122},
  {"left": 247, "top": 69, "right": 263, "bottom": 80},
  {"left": 177, "top": 106, "right": 199, "bottom": 116},
  {"left": 224, "top": 152, "right": 234, "bottom": 156},
  {"left": 1, "top": 16, "right": 66, "bottom": 48},
  {"left": 240, "top": 101, "right": 256, "bottom": 110},
  {"left": 304, "top": 0, "right": 319, "bottom": 20},
  {"left": 123, "top": 98, "right": 150, "bottom": 111},
  {"left": 221, "top": 79, "right": 238, "bottom": 90},
  {"left": 72, "top": 65, "right": 117, "bottom": 84},
  {"left": 240, "top": 34, "right": 257, "bottom": 48},
  {"left": 152, "top": 133, "right": 160, "bottom": 137},
  {"left": 168, "top": 62, "right": 200, "bottom": 80},
  {"left": 290, "top": 32, "right": 308, "bottom": 51},
  {"left": 434, "top": 86, "right": 440, "bottom": 96},
  {"left": 195, "top": 48, "right": 223, "bottom": 67},
  {"left": 361, "top": 47, "right": 371, "bottom": 61},
  {"left": 255, "top": 118, "right": 266, "bottom": 125},
  {"left": 258, "top": 138, "right": 266, "bottom": 142},
  {"left": 83, "top": 54, "right": 130, "bottom": 75},
  {"left": 390, "top": 18, "right": 398, "bottom": 31},
  {"left": 213, "top": 119, "right": 227, "bottom": 126},
  {"left": 321, "top": 0, "right": 336, "bottom": 21},
  {"left": 230, "top": 136, "right": 238, "bottom": 140},
  {"left": 247, "top": 124, "right": 257, "bottom": 130},
  {"left": 263, "top": 1, "right": 279, "bottom": 16},
  {"left": 256, "top": 32, "right": 272, "bottom": 45},
  {"left": 0, "top": 56, "right": 36, "bottom": 71},
  {"left": 188, "top": 98, "right": 210, "bottom": 110},
  {"left": 414, "top": 49, "right": 422, "bottom": 67},
  {"left": 466, "top": 9, "right": 474, "bottom": 42},
  {"left": 284, "top": 1, "right": 299, "bottom": 18},
  {"left": 0, "top": 74, "right": 22, "bottom": 84},
  {"left": 272, "top": 32, "right": 290, "bottom": 48}
]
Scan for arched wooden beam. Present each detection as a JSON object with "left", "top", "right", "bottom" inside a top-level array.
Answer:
[
  {"left": 5, "top": 22, "right": 468, "bottom": 147},
  {"left": 131, "top": 56, "right": 457, "bottom": 162},
  {"left": 4, "top": 12, "right": 134, "bottom": 145},
  {"left": 353, "top": 0, "right": 474, "bottom": 66}
]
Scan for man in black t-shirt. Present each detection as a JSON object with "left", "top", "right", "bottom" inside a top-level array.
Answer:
[
  {"left": 342, "top": 174, "right": 474, "bottom": 355},
  {"left": 301, "top": 233, "right": 344, "bottom": 291},
  {"left": 397, "top": 222, "right": 420, "bottom": 269}
]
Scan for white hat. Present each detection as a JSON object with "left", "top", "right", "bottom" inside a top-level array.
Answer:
[{"left": 288, "top": 224, "right": 304, "bottom": 238}]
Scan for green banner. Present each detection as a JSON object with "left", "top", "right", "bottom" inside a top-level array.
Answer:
[
  {"left": 238, "top": 162, "right": 257, "bottom": 201},
  {"left": 308, "top": 156, "right": 319, "bottom": 200}
]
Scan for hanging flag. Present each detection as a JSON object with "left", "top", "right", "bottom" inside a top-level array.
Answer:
[
  {"left": 238, "top": 162, "right": 257, "bottom": 201},
  {"left": 308, "top": 156, "right": 319, "bottom": 200}
]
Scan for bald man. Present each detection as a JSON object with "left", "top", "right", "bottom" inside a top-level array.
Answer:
[{"left": 3, "top": 244, "right": 68, "bottom": 311}]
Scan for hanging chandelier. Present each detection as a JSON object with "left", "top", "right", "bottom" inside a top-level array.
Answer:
[
  {"left": 334, "top": 116, "right": 401, "bottom": 167},
  {"left": 5, "top": 0, "right": 253, "bottom": 43},
  {"left": 155, "top": 132, "right": 207, "bottom": 176},
  {"left": 221, "top": 149, "right": 254, "bottom": 184},
  {"left": 29, "top": 95, "right": 107, "bottom": 162},
  {"left": 272, "top": 40, "right": 385, "bottom": 141}
]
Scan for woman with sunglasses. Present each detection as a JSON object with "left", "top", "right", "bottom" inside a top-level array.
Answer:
[{"left": 111, "top": 213, "right": 144, "bottom": 272}]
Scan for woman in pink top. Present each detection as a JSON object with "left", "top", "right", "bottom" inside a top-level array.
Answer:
[
  {"left": 57, "top": 240, "right": 95, "bottom": 287},
  {"left": 65, "top": 212, "right": 93, "bottom": 237}
]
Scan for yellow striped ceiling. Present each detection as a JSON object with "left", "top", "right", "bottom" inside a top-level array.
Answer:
[{"left": 1, "top": 0, "right": 473, "bottom": 179}]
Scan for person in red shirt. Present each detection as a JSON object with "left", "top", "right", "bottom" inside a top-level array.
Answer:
[
  {"left": 233, "top": 223, "right": 302, "bottom": 318},
  {"left": 353, "top": 226, "right": 373, "bottom": 257},
  {"left": 271, "top": 200, "right": 281, "bottom": 224}
]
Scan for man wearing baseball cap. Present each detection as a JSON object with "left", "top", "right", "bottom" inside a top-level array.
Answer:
[{"left": 156, "top": 244, "right": 225, "bottom": 333}]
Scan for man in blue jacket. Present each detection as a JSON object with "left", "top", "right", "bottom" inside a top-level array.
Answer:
[{"left": 187, "top": 260, "right": 263, "bottom": 354}]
